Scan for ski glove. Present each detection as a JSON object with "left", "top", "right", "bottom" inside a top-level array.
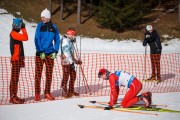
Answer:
[
  {"left": 70, "top": 63, "right": 75, "bottom": 70},
  {"left": 75, "top": 59, "right": 82, "bottom": 65},
  {"left": 50, "top": 52, "right": 57, "bottom": 59},
  {"left": 104, "top": 106, "right": 113, "bottom": 110},
  {"left": 21, "top": 22, "right": 25, "bottom": 28},
  {"left": 71, "top": 37, "right": 76, "bottom": 43},
  {"left": 20, "top": 60, "right": 25, "bottom": 68},
  {"left": 40, "top": 52, "right": 45, "bottom": 60}
]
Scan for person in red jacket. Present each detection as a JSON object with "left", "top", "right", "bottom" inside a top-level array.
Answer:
[
  {"left": 98, "top": 68, "right": 152, "bottom": 110},
  {"left": 9, "top": 18, "right": 28, "bottom": 104}
]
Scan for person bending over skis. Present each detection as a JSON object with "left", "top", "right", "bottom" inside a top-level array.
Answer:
[{"left": 98, "top": 68, "right": 152, "bottom": 110}]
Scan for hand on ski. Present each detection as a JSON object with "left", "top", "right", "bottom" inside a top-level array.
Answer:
[{"left": 104, "top": 106, "right": 113, "bottom": 110}]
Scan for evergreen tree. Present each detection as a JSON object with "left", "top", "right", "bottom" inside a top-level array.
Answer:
[{"left": 94, "top": 0, "right": 156, "bottom": 31}]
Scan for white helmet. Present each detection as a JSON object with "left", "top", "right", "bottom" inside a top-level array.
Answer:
[{"left": 146, "top": 25, "right": 153, "bottom": 31}]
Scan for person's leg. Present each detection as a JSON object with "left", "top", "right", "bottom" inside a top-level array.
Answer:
[
  {"left": 10, "top": 61, "right": 19, "bottom": 97},
  {"left": 69, "top": 67, "right": 76, "bottom": 97},
  {"left": 44, "top": 57, "right": 54, "bottom": 95},
  {"left": 9, "top": 61, "right": 23, "bottom": 104},
  {"left": 121, "top": 78, "right": 142, "bottom": 108},
  {"left": 155, "top": 50, "right": 161, "bottom": 81},
  {"left": 34, "top": 57, "right": 44, "bottom": 101},
  {"left": 61, "top": 65, "right": 70, "bottom": 97},
  {"left": 150, "top": 54, "right": 156, "bottom": 79}
]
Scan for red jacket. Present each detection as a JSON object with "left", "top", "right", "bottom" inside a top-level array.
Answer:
[
  {"left": 108, "top": 73, "right": 119, "bottom": 107},
  {"left": 10, "top": 28, "right": 28, "bottom": 61}
]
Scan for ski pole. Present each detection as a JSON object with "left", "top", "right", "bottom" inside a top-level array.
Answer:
[
  {"left": 79, "top": 36, "right": 81, "bottom": 94},
  {"left": 73, "top": 41, "right": 92, "bottom": 95},
  {"left": 143, "top": 45, "right": 147, "bottom": 80},
  {"left": 75, "top": 36, "right": 91, "bottom": 95},
  {"left": 78, "top": 36, "right": 81, "bottom": 95},
  {"left": 75, "top": 37, "right": 82, "bottom": 94}
]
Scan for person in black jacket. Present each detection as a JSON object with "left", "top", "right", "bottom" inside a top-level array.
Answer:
[{"left": 143, "top": 25, "right": 162, "bottom": 82}]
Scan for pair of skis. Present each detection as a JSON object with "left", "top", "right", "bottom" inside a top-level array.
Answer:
[
  {"left": 78, "top": 101, "right": 180, "bottom": 116},
  {"left": 88, "top": 101, "right": 167, "bottom": 108}
]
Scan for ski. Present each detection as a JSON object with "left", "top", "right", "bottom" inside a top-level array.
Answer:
[
  {"left": 88, "top": 101, "right": 180, "bottom": 113},
  {"left": 123, "top": 106, "right": 180, "bottom": 113},
  {"left": 78, "top": 104, "right": 158, "bottom": 116},
  {"left": 89, "top": 101, "right": 167, "bottom": 107}
]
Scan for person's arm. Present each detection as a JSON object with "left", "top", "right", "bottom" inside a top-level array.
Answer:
[
  {"left": 142, "top": 33, "right": 148, "bottom": 46},
  {"left": 11, "top": 44, "right": 20, "bottom": 61},
  {"left": 53, "top": 25, "right": 60, "bottom": 53},
  {"left": 71, "top": 53, "right": 82, "bottom": 64},
  {"left": 34, "top": 23, "right": 43, "bottom": 52},
  {"left": 154, "top": 31, "right": 162, "bottom": 50},
  {"left": 11, "top": 28, "right": 28, "bottom": 41},
  {"left": 70, "top": 43, "right": 82, "bottom": 64},
  {"left": 109, "top": 74, "right": 119, "bottom": 107},
  {"left": 114, "top": 86, "right": 119, "bottom": 103}
]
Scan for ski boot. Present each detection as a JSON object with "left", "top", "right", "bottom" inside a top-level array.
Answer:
[
  {"left": 147, "top": 76, "right": 156, "bottom": 81},
  {"left": 9, "top": 95, "right": 25, "bottom": 104},
  {"left": 68, "top": 91, "right": 79, "bottom": 97},
  {"left": 138, "top": 92, "right": 152, "bottom": 107}
]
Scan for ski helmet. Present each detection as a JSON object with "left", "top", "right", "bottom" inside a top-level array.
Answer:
[{"left": 146, "top": 25, "right": 153, "bottom": 31}]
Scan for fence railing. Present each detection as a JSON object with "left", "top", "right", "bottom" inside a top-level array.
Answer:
[{"left": 0, "top": 53, "right": 179, "bottom": 105}]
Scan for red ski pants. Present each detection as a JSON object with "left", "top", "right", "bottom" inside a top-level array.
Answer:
[
  {"left": 35, "top": 57, "right": 54, "bottom": 94},
  {"left": 121, "top": 78, "right": 142, "bottom": 108}
]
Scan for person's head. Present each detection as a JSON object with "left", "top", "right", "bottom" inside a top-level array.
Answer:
[
  {"left": 98, "top": 68, "right": 110, "bottom": 80},
  {"left": 146, "top": 25, "right": 153, "bottom": 33},
  {"left": 41, "top": 8, "right": 51, "bottom": 23},
  {"left": 66, "top": 28, "right": 76, "bottom": 41},
  {"left": 12, "top": 18, "right": 23, "bottom": 32}
]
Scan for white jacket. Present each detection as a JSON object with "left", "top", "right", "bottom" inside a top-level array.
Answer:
[{"left": 61, "top": 35, "right": 75, "bottom": 65}]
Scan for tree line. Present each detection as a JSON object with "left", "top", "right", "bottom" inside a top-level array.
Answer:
[{"left": 55, "top": 0, "right": 177, "bottom": 31}]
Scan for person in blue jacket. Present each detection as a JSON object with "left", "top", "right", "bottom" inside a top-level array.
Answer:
[
  {"left": 34, "top": 8, "right": 60, "bottom": 101},
  {"left": 143, "top": 25, "right": 162, "bottom": 82}
]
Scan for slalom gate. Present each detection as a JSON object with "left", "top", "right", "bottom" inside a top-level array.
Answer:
[{"left": 0, "top": 53, "right": 179, "bottom": 105}]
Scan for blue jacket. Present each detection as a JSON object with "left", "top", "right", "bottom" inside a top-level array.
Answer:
[{"left": 34, "top": 21, "right": 60, "bottom": 55}]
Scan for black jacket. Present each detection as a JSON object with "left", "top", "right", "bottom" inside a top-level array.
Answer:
[{"left": 143, "top": 30, "right": 162, "bottom": 53}]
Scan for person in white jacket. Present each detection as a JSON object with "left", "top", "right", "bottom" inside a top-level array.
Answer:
[{"left": 60, "top": 28, "right": 82, "bottom": 98}]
